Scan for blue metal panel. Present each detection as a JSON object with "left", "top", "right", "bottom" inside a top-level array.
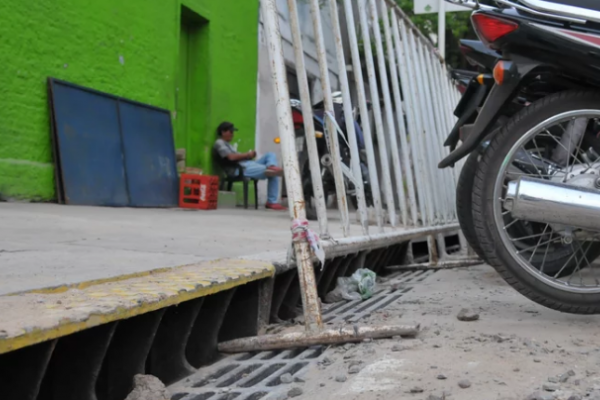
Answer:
[
  {"left": 118, "top": 101, "right": 179, "bottom": 207},
  {"left": 51, "top": 81, "right": 129, "bottom": 206}
]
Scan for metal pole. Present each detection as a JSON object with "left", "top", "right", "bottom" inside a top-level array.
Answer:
[
  {"left": 368, "top": 0, "right": 408, "bottom": 227},
  {"left": 438, "top": 0, "right": 446, "bottom": 59},
  {"left": 286, "top": 0, "right": 329, "bottom": 238},
  {"left": 415, "top": 40, "right": 444, "bottom": 224},
  {"left": 393, "top": 18, "right": 427, "bottom": 227},
  {"left": 260, "top": 0, "right": 322, "bottom": 333},
  {"left": 357, "top": 0, "right": 397, "bottom": 227},
  {"left": 342, "top": 0, "right": 385, "bottom": 232},
  {"left": 430, "top": 55, "right": 458, "bottom": 222},
  {"left": 308, "top": 0, "right": 351, "bottom": 237},
  {"left": 424, "top": 49, "right": 452, "bottom": 223},
  {"left": 379, "top": 0, "right": 418, "bottom": 227},
  {"left": 328, "top": 0, "right": 369, "bottom": 235},
  {"left": 406, "top": 27, "right": 436, "bottom": 225}
]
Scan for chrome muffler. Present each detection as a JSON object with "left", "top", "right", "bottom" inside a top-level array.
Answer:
[{"left": 505, "top": 177, "right": 600, "bottom": 232}]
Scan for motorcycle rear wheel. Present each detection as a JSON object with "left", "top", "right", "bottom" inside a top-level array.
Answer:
[
  {"left": 472, "top": 91, "right": 600, "bottom": 314},
  {"left": 456, "top": 150, "right": 487, "bottom": 261}
]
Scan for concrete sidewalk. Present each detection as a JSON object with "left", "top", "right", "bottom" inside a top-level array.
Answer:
[{"left": 0, "top": 203, "right": 304, "bottom": 295}]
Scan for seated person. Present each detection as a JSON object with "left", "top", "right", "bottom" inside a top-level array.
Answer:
[{"left": 214, "top": 121, "right": 286, "bottom": 211}]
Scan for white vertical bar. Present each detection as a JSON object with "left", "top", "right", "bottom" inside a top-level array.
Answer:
[
  {"left": 287, "top": 0, "right": 329, "bottom": 237},
  {"left": 380, "top": 0, "right": 418, "bottom": 228},
  {"left": 394, "top": 18, "right": 427, "bottom": 227},
  {"left": 342, "top": 0, "right": 385, "bottom": 232},
  {"left": 406, "top": 27, "right": 436, "bottom": 225},
  {"left": 357, "top": 0, "right": 397, "bottom": 227},
  {"left": 308, "top": 0, "right": 351, "bottom": 236},
  {"left": 327, "top": 0, "right": 369, "bottom": 235},
  {"left": 416, "top": 40, "right": 444, "bottom": 224},
  {"left": 425, "top": 51, "right": 453, "bottom": 223},
  {"left": 368, "top": 0, "right": 408, "bottom": 227},
  {"left": 259, "top": 0, "right": 322, "bottom": 332}
]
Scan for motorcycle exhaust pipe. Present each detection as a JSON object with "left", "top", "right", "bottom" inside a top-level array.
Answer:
[{"left": 505, "top": 177, "right": 600, "bottom": 232}]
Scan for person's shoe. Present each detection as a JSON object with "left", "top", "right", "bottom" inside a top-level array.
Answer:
[
  {"left": 265, "top": 166, "right": 284, "bottom": 177},
  {"left": 266, "top": 203, "right": 287, "bottom": 210}
]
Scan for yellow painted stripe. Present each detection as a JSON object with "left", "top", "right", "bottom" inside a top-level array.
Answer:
[
  {"left": 11, "top": 266, "right": 181, "bottom": 296},
  {"left": 0, "top": 259, "right": 275, "bottom": 355}
]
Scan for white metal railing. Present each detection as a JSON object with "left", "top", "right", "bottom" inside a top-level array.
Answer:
[{"left": 261, "top": 0, "right": 463, "bottom": 241}]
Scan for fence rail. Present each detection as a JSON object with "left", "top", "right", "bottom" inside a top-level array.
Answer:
[{"left": 261, "top": 0, "right": 464, "bottom": 245}]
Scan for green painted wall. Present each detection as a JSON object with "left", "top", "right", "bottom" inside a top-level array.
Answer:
[{"left": 0, "top": 0, "right": 259, "bottom": 201}]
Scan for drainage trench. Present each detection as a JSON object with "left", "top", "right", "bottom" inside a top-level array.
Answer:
[{"left": 0, "top": 232, "right": 460, "bottom": 400}]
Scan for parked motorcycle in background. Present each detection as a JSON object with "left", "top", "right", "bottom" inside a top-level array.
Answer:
[
  {"left": 441, "top": 0, "right": 600, "bottom": 314},
  {"left": 289, "top": 93, "right": 373, "bottom": 220}
]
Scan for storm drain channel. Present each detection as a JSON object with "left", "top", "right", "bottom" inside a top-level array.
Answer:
[{"left": 169, "top": 269, "right": 436, "bottom": 400}]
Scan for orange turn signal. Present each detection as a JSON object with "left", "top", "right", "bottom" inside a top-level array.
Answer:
[
  {"left": 274, "top": 137, "right": 281, "bottom": 144},
  {"left": 476, "top": 74, "right": 484, "bottom": 85},
  {"left": 493, "top": 61, "right": 505, "bottom": 85},
  {"left": 315, "top": 131, "right": 324, "bottom": 138}
]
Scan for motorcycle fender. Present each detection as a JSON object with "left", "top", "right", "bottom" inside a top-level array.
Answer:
[{"left": 438, "top": 61, "right": 540, "bottom": 169}]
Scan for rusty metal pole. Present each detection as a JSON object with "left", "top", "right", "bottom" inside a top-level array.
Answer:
[{"left": 260, "top": 0, "right": 322, "bottom": 333}]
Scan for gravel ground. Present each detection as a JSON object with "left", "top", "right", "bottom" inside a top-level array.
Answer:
[{"left": 268, "top": 265, "right": 600, "bottom": 400}]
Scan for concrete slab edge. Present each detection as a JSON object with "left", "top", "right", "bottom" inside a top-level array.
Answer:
[{"left": 0, "top": 259, "right": 275, "bottom": 355}]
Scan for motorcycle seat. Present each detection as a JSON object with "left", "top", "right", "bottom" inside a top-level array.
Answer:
[{"left": 521, "top": 0, "right": 600, "bottom": 14}]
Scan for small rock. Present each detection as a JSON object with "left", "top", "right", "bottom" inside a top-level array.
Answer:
[
  {"left": 458, "top": 379, "right": 471, "bottom": 389},
  {"left": 567, "top": 395, "right": 582, "bottom": 400},
  {"left": 320, "top": 357, "right": 334, "bottom": 366},
  {"left": 431, "top": 366, "right": 438, "bottom": 369},
  {"left": 409, "top": 386, "right": 424, "bottom": 393},
  {"left": 391, "top": 345, "right": 402, "bottom": 352},
  {"left": 437, "top": 374, "right": 447, "bottom": 380},
  {"left": 433, "top": 344, "right": 441, "bottom": 348},
  {"left": 513, "top": 368, "right": 521, "bottom": 372},
  {"left": 294, "top": 376, "right": 305, "bottom": 383},
  {"left": 548, "top": 376, "right": 559, "bottom": 384},
  {"left": 542, "top": 383, "right": 559, "bottom": 392},
  {"left": 457, "top": 308, "right": 479, "bottom": 322},
  {"left": 348, "top": 360, "right": 362, "bottom": 367},
  {"left": 335, "top": 375, "right": 347, "bottom": 383},
  {"left": 348, "top": 365, "right": 362, "bottom": 374},
  {"left": 124, "top": 374, "right": 169, "bottom": 400},
  {"left": 280, "top": 373, "right": 293, "bottom": 384},
  {"left": 288, "top": 387, "right": 303, "bottom": 398},
  {"left": 526, "top": 391, "right": 555, "bottom": 400},
  {"left": 427, "top": 396, "right": 443, "bottom": 400},
  {"left": 363, "top": 338, "right": 373, "bottom": 343},
  {"left": 534, "top": 359, "right": 542, "bottom": 363},
  {"left": 319, "top": 383, "right": 325, "bottom": 387},
  {"left": 265, "top": 392, "right": 288, "bottom": 400}
]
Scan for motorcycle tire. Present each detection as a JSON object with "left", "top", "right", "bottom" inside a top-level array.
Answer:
[
  {"left": 471, "top": 90, "right": 600, "bottom": 314},
  {"left": 456, "top": 150, "right": 487, "bottom": 262}
]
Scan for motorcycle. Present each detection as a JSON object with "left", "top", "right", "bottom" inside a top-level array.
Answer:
[
  {"left": 441, "top": 0, "right": 600, "bottom": 314},
  {"left": 289, "top": 93, "right": 373, "bottom": 220}
]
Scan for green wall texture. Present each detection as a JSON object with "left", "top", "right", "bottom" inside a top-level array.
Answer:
[{"left": 0, "top": 0, "right": 259, "bottom": 201}]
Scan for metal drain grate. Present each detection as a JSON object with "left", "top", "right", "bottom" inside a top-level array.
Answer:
[
  {"left": 322, "top": 269, "right": 436, "bottom": 324},
  {"left": 170, "top": 347, "right": 324, "bottom": 400},
  {"left": 170, "top": 270, "right": 437, "bottom": 400}
]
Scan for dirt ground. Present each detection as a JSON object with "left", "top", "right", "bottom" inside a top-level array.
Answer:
[{"left": 276, "top": 265, "right": 600, "bottom": 400}]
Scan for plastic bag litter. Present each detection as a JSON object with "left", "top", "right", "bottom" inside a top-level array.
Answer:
[
  {"left": 324, "top": 269, "right": 377, "bottom": 303},
  {"left": 352, "top": 268, "right": 377, "bottom": 300}
]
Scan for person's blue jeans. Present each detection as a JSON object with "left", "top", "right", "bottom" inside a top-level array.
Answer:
[{"left": 240, "top": 152, "right": 280, "bottom": 204}]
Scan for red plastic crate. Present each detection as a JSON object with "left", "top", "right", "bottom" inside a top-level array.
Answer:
[{"left": 179, "top": 174, "right": 219, "bottom": 210}]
